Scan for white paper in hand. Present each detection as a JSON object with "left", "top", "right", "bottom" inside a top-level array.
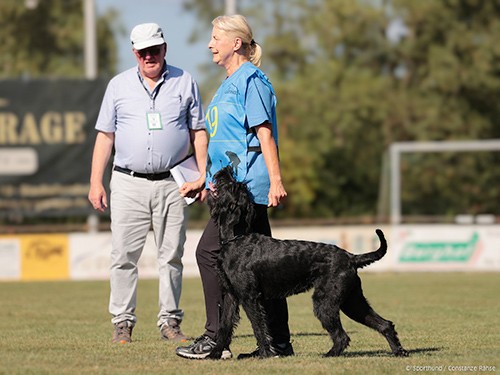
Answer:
[{"left": 170, "top": 154, "right": 201, "bottom": 205}]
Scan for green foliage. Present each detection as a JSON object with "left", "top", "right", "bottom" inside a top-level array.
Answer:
[
  {"left": 383, "top": 0, "right": 500, "bottom": 218},
  {"left": 266, "top": 0, "right": 500, "bottom": 219},
  {"left": 185, "top": 0, "right": 500, "bottom": 220},
  {"left": 266, "top": 0, "right": 392, "bottom": 217},
  {"left": 0, "top": 0, "right": 121, "bottom": 79}
]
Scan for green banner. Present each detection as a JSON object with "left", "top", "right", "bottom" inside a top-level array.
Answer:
[{"left": 399, "top": 233, "right": 479, "bottom": 263}]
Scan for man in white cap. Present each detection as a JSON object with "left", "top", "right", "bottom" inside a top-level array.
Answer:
[{"left": 89, "top": 23, "right": 207, "bottom": 344}]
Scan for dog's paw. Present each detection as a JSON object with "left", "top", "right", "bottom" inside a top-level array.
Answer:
[
  {"left": 324, "top": 349, "right": 343, "bottom": 357},
  {"left": 395, "top": 348, "right": 409, "bottom": 357},
  {"left": 206, "top": 352, "right": 222, "bottom": 360}
]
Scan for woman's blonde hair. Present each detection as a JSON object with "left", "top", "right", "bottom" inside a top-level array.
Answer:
[{"left": 212, "top": 14, "right": 262, "bottom": 67}]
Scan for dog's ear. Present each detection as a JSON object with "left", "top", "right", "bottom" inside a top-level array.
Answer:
[
  {"left": 227, "top": 181, "right": 244, "bottom": 212},
  {"left": 244, "top": 198, "right": 255, "bottom": 230},
  {"left": 230, "top": 182, "right": 255, "bottom": 233}
]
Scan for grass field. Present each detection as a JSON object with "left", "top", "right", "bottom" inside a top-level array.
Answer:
[{"left": 1, "top": 273, "right": 499, "bottom": 375}]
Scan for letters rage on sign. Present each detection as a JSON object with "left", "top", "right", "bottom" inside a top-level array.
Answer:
[{"left": 0, "top": 79, "right": 109, "bottom": 218}]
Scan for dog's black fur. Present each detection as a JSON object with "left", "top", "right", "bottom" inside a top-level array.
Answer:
[{"left": 207, "top": 167, "right": 408, "bottom": 359}]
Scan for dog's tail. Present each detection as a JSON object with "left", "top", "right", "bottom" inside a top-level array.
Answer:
[{"left": 353, "top": 229, "right": 387, "bottom": 269}]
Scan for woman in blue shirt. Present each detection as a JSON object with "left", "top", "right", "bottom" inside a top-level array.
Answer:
[{"left": 177, "top": 14, "right": 292, "bottom": 359}]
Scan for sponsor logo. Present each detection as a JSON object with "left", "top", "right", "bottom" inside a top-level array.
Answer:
[
  {"left": 224, "top": 83, "right": 239, "bottom": 95},
  {"left": 399, "top": 233, "right": 479, "bottom": 263}
]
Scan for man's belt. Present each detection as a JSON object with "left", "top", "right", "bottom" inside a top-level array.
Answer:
[{"left": 113, "top": 166, "right": 171, "bottom": 180}]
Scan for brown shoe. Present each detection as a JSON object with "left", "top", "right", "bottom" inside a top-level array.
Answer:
[
  {"left": 112, "top": 322, "right": 133, "bottom": 343},
  {"left": 160, "top": 319, "right": 188, "bottom": 342}
]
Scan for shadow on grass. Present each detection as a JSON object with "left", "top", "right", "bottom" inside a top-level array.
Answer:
[
  {"left": 233, "top": 331, "right": 329, "bottom": 339},
  {"left": 233, "top": 331, "right": 441, "bottom": 359},
  {"left": 343, "top": 347, "right": 441, "bottom": 358}
]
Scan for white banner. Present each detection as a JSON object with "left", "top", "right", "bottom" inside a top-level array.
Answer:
[
  {"left": 2, "top": 224, "right": 499, "bottom": 282},
  {"left": 69, "top": 230, "right": 203, "bottom": 280},
  {"left": 390, "top": 225, "right": 500, "bottom": 272}
]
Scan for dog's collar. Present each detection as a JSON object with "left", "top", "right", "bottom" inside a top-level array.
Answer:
[{"left": 220, "top": 234, "right": 245, "bottom": 246}]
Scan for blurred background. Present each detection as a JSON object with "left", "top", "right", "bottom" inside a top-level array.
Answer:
[{"left": 1, "top": 0, "right": 500, "bottom": 280}]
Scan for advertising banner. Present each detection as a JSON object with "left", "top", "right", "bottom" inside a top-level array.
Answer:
[
  {"left": 0, "top": 79, "right": 109, "bottom": 219},
  {"left": 0, "top": 233, "right": 69, "bottom": 281},
  {"left": 1, "top": 224, "right": 500, "bottom": 282},
  {"left": 391, "top": 225, "right": 500, "bottom": 271}
]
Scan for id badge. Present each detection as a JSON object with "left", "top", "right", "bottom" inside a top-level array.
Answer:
[{"left": 147, "top": 112, "right": 162, "bottom": 130}]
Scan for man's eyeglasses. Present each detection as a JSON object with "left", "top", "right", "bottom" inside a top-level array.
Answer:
[{"left": 137, "top": 46, "right": 162, "bottom": 58}]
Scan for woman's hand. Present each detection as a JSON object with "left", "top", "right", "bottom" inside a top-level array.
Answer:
[
  {"left": 268, "top": 178, "right": 287, "bottom": 207},
  {"left": 179, "top": 179, "right": 207, "bottom": 202}
]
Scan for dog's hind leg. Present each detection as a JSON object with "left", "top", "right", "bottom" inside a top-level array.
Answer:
[
  {"left": 340, "top": 278, "right": 409, "bottom": 357},
  {"left": 312, "top": 286, "right": 351, "bottom": 357},
  {"left": 241, "top": 298, "right": 274, "bottom": 358}
]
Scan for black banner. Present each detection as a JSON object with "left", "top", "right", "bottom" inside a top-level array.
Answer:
[{"left": 0, "top": 79, "right": 110, "bottom": 219}]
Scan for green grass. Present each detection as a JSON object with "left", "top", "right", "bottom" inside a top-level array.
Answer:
[{"left": 1, "top": 273, "right": 499, "bottom": 374}]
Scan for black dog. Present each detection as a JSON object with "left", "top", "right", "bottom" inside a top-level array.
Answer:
[{"left": 207, "top": 167, "right": 408, "bottom": 359}]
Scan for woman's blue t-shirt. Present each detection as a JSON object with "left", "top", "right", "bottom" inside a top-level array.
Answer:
[{"left": 205, "top": 62, "right": 278, "bottom": 205}]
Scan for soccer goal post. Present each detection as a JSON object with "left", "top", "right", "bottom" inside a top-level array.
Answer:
[{"left": 390, "top": 139, "right": 500, "bottom": 225}]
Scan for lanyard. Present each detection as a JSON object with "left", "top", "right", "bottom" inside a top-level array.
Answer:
[{"left": 137, "top": 70, "right": 165, "bottom": 111}]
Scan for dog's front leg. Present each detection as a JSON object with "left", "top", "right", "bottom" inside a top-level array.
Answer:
[
  {"left": 242, "top": 300, "right": 274, "bottom": 358},
  {"left": 207, "top": 292, "right": 240, "bottom": 360}
]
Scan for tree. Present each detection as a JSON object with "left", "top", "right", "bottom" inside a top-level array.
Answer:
[
  {"left": 185, "top": 0, "right": 500, "bottom": 220},
  {"left": 385, "top": 0, "right": 500, "bottom": 218},
  {"left": 0, "top": 0, "right": 121, "bottom": 79}
]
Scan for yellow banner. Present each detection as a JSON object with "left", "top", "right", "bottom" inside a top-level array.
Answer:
[{"left": 20, "top": 234, "right": 69, "bottom": 281}]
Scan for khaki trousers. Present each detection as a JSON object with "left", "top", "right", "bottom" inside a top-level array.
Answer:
[{"left": 109, "top": 170, "right": 187, "bottom": 328}]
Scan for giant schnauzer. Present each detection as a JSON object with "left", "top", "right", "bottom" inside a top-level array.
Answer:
[{"left": 207, "top": 167, "right": 408, "bottom": 359}]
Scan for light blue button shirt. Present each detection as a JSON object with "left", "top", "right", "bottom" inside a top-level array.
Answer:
[{"left": 95, "top": 63, "right": 205, "bottom": 173}]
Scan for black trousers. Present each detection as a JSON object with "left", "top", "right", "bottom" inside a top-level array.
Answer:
[{"left": 196, "top": 204, "right": 291, "bottom": 344}]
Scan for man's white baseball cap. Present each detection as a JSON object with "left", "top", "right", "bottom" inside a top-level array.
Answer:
[{"left": 130, "top": 23, "right": 165, "bottom": 50}]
